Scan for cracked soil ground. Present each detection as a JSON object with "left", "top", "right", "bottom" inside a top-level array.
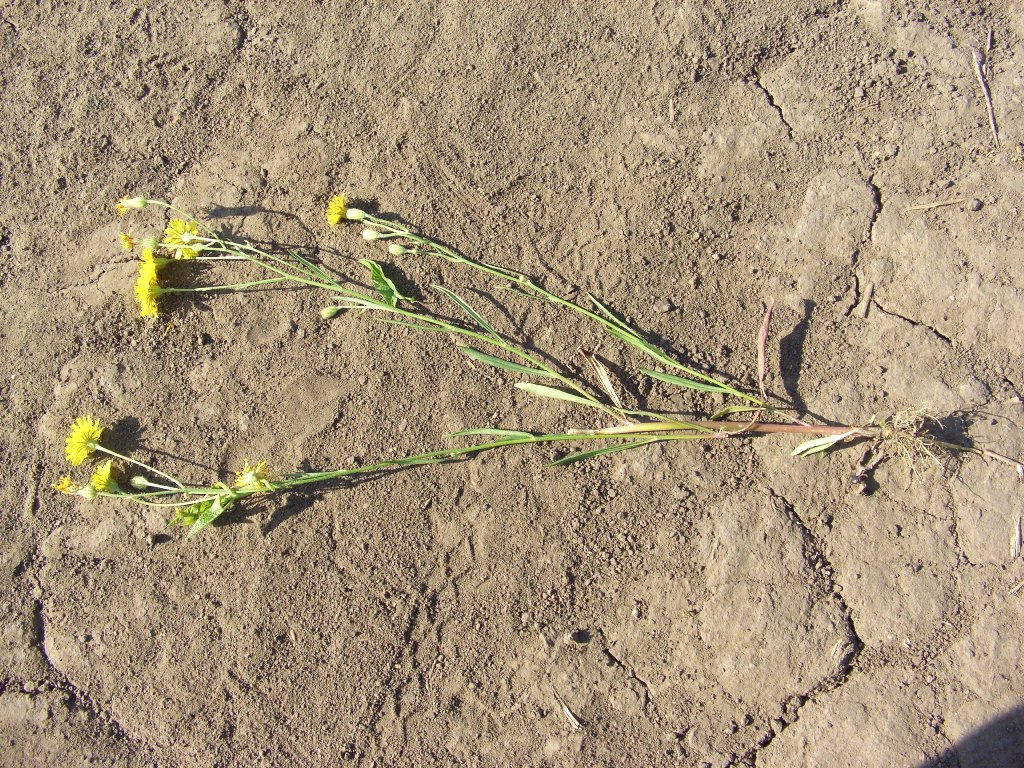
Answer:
[{"left": 2, "top": 1, "right": 1024, "bottom": 766}]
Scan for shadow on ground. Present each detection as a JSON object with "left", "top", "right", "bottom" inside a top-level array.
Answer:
[{"left": 917, "top": 705, "right": 1024, "bottom": 768}]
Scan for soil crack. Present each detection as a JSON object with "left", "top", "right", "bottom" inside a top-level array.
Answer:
[
  {"left": 871, "top": 300, "right": 953, "bottom": 345},
  {"left": 864, "top": 176, "right": 882, "bottom": 246},
  {"left": 595, "top": 630, "right": 663, "bottom": 724},
  {"left": 750, "top": 75, "right": 793, "bottom": 139},
  {"left": 738, "top": 491, "right": 864, "bottom": 764},
  {"left": 30, "top": 599, "right": 142, "bottom": 754}
]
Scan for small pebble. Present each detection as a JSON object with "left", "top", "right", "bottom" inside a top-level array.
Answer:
[
  {"left": 653, "top": 299, "right": 673, "bottom": 313},
  {"left": 968, "top": 198, "right": 983, "bottom": 211}
]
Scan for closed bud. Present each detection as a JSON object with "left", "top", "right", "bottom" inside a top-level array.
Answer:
[
  {"left": 130, "top": 475, "right": 150, "bottom": 489},
  {"left": 345, "top": 208, "right": 367, "bottom": 221},
  {"left": 320, "top": 306, "right": 342, "bottom": 320},
  {"left": 361, "top": 228, "right": 380, "bottom": 241},
  {"left": 388, "top": 243, "right": 408, "bottom": 256}
]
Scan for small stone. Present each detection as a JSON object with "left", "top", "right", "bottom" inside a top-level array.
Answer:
[
  {"left": 653, "top": 299, "right": 673, "bottom": 313},
  {"left": 968, "top": 198, "right": 983, "bottom": 211},
  {"left": 854, "top": 86, "right": 866, "bottom": 99}
]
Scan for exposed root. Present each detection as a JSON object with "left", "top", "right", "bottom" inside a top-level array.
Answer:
[{"left": 875, "top": 408, "right": 1024, "bottom": 481}]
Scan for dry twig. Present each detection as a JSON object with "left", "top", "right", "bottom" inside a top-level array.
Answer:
[{"left": 972, "top": 46, "right": 999, "bottom": 147}]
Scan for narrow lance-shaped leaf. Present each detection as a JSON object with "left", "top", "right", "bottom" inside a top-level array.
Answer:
[
  {"left": 642, "top": 369, "right": 731, "bottom": 394},
  {"left": 514, "top": 382, "right": 602, "bottom": 408},
  {"left": 550, "top": 439, "right": 661, "bottom": 466},
  {"left": 450, "top": 428, "right": 537, "bottom": 439},
  {"left": 791, "top": 430, "right": 858, "bottom": 457},
  {"left": 709, "top": 404, "right": 762, "bottom": 421},
  {"left": 434, "top": 285, "right": 500, "bottom": 340},
  {"left": 458, "top": 346, "right": 557, "bottom": 378}
]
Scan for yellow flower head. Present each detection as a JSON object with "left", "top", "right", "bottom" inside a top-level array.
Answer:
[
  {"left": 53, "top": 476, "right": 78, "bottom": 495},
  {"left": 162, "top": 218, "right": 201, "bottom": 259},
  {"left": 90, "top": 459, "right": 118, "bottom": 493},
  {"left": 325, "top": 194, "right": 347, "bottom": 227},
  {"left": 116, "top": 196, "right": 148, "bottom": 216},
  {"left": 118, "top": 232, "right": 136, "bottom": 251},
  {"left": 64, "top": 416, "right": 103, "bottom": 466},
  {"left": 140, "top": 246, "right": 171, "bottom": 269},
  {"left": 234, "top": 459, "right": 273, "bottom": 493},
  {"left": 134, "top": 260, "right": 162, "bottom": 318}
]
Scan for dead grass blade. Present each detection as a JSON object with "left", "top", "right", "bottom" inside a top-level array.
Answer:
[{"left": 580, "top": 348, "right": 625, "bottom": 411}]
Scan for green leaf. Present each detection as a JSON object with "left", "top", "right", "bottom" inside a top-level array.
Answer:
[
  {"left": 642, "top": 369, "right": 731, "bottom": 393},
  {"left": 187, "top": 496, "right": 231, "bottom": 538},
  {"left": 549, "top": 439, "right": 659, "bottom": 466},
  {"left": 514, "top": 382, "right": 601, "bottom": 408},
  {"left": 709, "top": 404, "right": 762, "bottom": 420},
  {"left": 329, "top": 295, "right": 389, "bottom": 311},
  {"left": 359, "top": 259, "right": 411, "bottom": 308},
  {"left": 450, "top": 428, "right": 537, "bottom": 439},
  {"left": 605, "top": 325, "right": 679, "bottom": 369},
  {"left": 434, "top": 285, "right": 499, "bottom": 339},
  {"left": 791, "top": 431, "right": 857, "bottom": 457},
  {"left": 586, "top": 293, "right": 638, "bottom": 335},
  {"left": 458, "top": 347, "right": 556, "bottom": 378},
  {"left": 290, "top": 249, "right": 334, "bottom": 283},
  {"left": 377, "top": 318, "right": 446, "bottom": 334}
]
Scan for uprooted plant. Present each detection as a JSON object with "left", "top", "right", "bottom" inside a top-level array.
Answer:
[{"left": 52, "top": 193, "right": 1021, "bottom": 537}]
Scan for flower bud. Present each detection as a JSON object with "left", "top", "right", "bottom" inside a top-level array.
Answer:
[
  {"left": 361, "top": 228, "right": 380, "bottom": 241},
  {"left": 140, "top": 236, "right": 159, "bottom": 252},
  {"left": 130, "top": 475, "right": 151, "bottom": 489},
  {"left": 320, "top": 306, "right": 342, "bottom": 320},
  {"left": 116, "top": 196, "right": 149, "bottom": 216},
  {"left": 388, "top": 243, "right": 408, "bottom": 256},
  {"left": 77, "top": 485, "right": 97, "bottom": 500},
  {"left": 345, "top": 208, "right": 367, "bottom": 221}
]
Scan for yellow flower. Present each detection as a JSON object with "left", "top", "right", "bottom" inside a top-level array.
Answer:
[
  {"left": 325, "top": 194, "right": 347, "bottom": 227},
  {"left": 234, "top": 459, "right": 273, "bottom": 493},
  {"left": 90, "top": 460, "right": 118, "bottom": 493},
  {"left": 116, "top": 196, "right": 148, "bottom": 216},
  {"left": 134, "top": 260, "right": 162, "bottom": 318},
  {"left": 162, "top": 218, "right": 201, "bottom": 259},
  {"left": 64, "top": 416, "right": 103, "bottom": 466},
  {"left": 140, "top": 246, "right": 171, "bottom": 269},
  {"left": 53, "top": 476, "right": 77, "bottom": 494},
  {"left": 118, "top": 232, "right": 136, "bottom": 251}
]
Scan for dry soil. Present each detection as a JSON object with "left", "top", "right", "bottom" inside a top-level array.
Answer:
[{"left": 2, "top": 1, "right": 1024, "bottom": 766}]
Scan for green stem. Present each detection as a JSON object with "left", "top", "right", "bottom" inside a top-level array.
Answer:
[
  {"left": 95, "top": 445, "right": 184, "bottom": 489},
  {"left": 363, "top": 214, "right": 763, "bottom": 406}
]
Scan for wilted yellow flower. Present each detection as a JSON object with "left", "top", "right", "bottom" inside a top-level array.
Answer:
[
  {"left": 162, "top": 218, "right": 201, "bottom": 259},
  {"left": 118, "top": 232, "right": 136, "bottom": 251},
  {"left": 90, "top": 460, "right": 118, "bottom": 492},
  {"left": 53, "top": 476, "right": 77, "bottom": 495},
  {"left": 64, "top": 416, "right": 103, "bottom": 466},
  {"left": 234, "top": 459, "right": 273, "bottom": 493},
  {"left": 325, "top": 194, "right": 347, "bottom": 227},
  {"left": 116, "top": 197, "right": 148, "bottom": 216},
  {"left": 134, "top": 260, "right": 162, "bottom": 318}
]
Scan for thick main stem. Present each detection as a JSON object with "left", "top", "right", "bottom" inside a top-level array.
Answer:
[{"left": 578, "top": 420, "right": 870, "bottom": 436}]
